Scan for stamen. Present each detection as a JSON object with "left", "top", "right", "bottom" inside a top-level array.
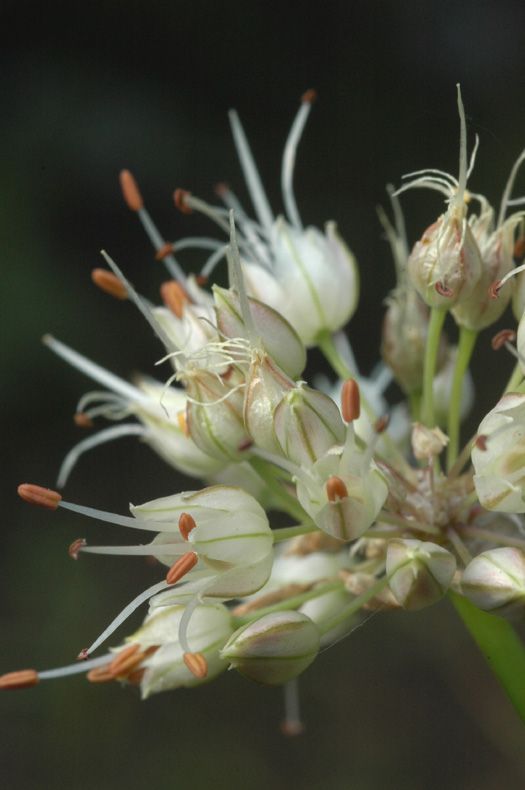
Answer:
[
  {"left": 18, "top": 483, "right": 62, "bottom": 510},
  {"left": 177, "top": 410, "right": 189, "bottom": 436},
  {"left": 69, "top": 538, "right": 87, "bottom": 560},
  {"left": 108, "top": 644, "right": 144, "bottom": 677},
  {"left": 280, "top": 677, "right": 304, "bottom": 737},
  {"left": 489, "top": 262, "right": 525, "bottom": 297},
  {"left": 160, "top": 280, "right": 189, "bottom": 319},
  {"left": 58, "top": 499, "right": 166, "bottom": 533},
  {"left": 491, "top": 329, "right": 516, "bottom": 351},
  {"left": 91, "top": 268, "right": 128, "bottom": 300},
  {"left": 165, "top": 551, "right": 198, "bottom": 585},
  {"left": 281, "top": 90, "right": 316, "bottom": 230},
  {"left": 341, "top": 379, "right": 360, "bottom": 422},
  {"left": 155, "top": 242, "right": 174, "bottom": 261},
  {"left": 183, "top": 652, "right": 208, "bottom": 679},
  {"left": 228, "top": 109, "right": 275, "bottom": 233},
  {"left": 119, "top": 169, "right": 144, "bottom": 212},
  {"left": 0, "top": 669, "right": 39, "bottom": 690},
  {"left": 83, "top": 580, "right": 170, "bottom": 656},
  {"left": 326, "top": 476, "right": 348, "bottom": 502},
  {"left": 57, "top": 424, "right": 146, "bottom": 488},
  {"left": 179, "top": 512, "right": 197, "bottom": 541},
  {"left": 74, "top": 412, "right": 94, "bottom": 429},
  {"left": 173, "top": 188, "right": 193, "bottom": 215},
  {"left": 86, "top": 666, "right": 114, "bottom": 683}
]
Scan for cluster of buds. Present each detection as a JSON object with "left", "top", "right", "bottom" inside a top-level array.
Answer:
[{"left": 5, "top": 88, "right": 525, "bottom": 733}]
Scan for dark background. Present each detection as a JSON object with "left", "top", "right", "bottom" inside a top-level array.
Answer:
[{"left": 2, "top": 1, "right": 525, "bottom": 788}]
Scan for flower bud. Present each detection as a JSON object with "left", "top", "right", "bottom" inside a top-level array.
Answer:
[
  {"left": 411, "top": 423, "right": 449, "bottom": 461},
  {"left": 300, "top": 589, "right": 355, "bottom": 647},
  {"left": 273, "top": 383, "right": 345, "bottom": 466},
  {"left": 243, "top": 354, "right": 294, "bottom": 454},
  {"left": 407, "top": 216, "right": 482, "bottom": 308},
  {"left": 294, "top": 429, "right": 389, "bottom": 542},
  {"left": 461, "top": 547, "right": 525, "bottom": 615},
  {"left": 185, "top": 368, "right": 251, "bottom": 461},
  {"left": 128, "top": 603, "right": 234, "bottom": 698},
  {"left": 221, "top": 611, "right": 320, "bottom": 685},
  {"left": 381, "top": 286, "right": 443, "bottom": 394},
  {"left": 386, "top": 539, "right": 456, "bottom": 610},
  {"left": 260, "top": 219, "right": 359, "bottom": 348},
  {"left": 213, "top": 285, "right": 306, "bottom": 379},
  {"left": 471, "top": 393, "right": 525, "bottom": 512}
]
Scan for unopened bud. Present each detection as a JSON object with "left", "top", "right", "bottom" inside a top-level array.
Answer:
[
  {"left": 386, "top": 539, "right": 456, "bottom": 610},
  {"left": 461, "top": 547, "right": 525, "bottom": 615},
  {"left": 221, "top": 611, "right": 320, "bottom": 685},
  {"left": 411, "top": 423, "right": 449, "bottom": 461}
]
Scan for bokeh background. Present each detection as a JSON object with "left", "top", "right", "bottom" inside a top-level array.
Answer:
[{"left": 2, "top": 1, "right": 525, "bottom": 788}]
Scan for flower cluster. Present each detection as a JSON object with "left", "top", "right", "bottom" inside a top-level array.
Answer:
[{"left": 5, "top": 86, "right": 525, "bottom": 731}]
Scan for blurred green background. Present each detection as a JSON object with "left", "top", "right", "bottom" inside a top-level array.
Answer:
[{"left": 2, "top": 1, "right": 525, "bottom": 788}]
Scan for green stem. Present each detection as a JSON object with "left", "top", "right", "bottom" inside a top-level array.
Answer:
[
  {"left": 249, "top": 457, "right": 309, "bottom": 523},
  {"left": 409, "top": 390, "right": 422, "bottom": 422},
  {"left": 273, "top": 523, "right": 318, "bottom": 543},
  {"left": 234, "top": 580, "right": 344, "bottom": 626},
  {"left": 446, "top": 326, "right": 478, "bottom": 471},
  {"left": 421, "top": 307, "right": 447, "bottom": 427},
  {"left": 316, "top": 330, "right": 353, "bottom": 381},
  {"left": 450, "top": 592, "right": 525, "bottom": 724}
]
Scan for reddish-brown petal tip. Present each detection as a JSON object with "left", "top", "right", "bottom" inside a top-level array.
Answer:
[
  {"left": 474, "top": 435, "right": 488, "bottom": 451},
  {"left": 17, "top": 483, "right": 62, "bottom": 510},
  {"left": 0, "top": 669, "right": 39, "bottom": 690},
  {"left": 178, "top": 512, "right": 197, "bottom": 541},
  {"left": 173, "top": 188, "right": 192, "bottom": 214},
  {"left": 91, "top": 268, "right": 128, "bottom": 300},
  {"left": 74, "top": 412, "right": 94, "bottom": 429},
  {"left": 341, "top": 379, "right": 360, "bottom": 422},
  {"left": 195, "top": 274, "right": 209, "bottom": 287},
  {"left": 491, "top": 328, "right": 516, "bottom": 351},
  {"left": 301, "top": 88, "right": 317, "bottom": 104},
  {"left": 68, "top": 538, "right": 87, "bottom": 560},
  {"left": 374, "top": 414, "right": 390, "bottom": 434},
  {"left": 119, "top": 169, "right": 144, "bottom": 212},
  {"left": 183, "top": 652, "right": 208, "bottom": 679},
  {"left": 165, "top": 551, "right": 198, "bottom": 585},
  {"left": 326, "top": 476, "right": 348, "bottom": 502},
  {"left": 160, "top": 280, "right": 189, "bottom": 319}
]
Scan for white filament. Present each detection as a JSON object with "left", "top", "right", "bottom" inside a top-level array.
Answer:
[
  {"left": 281, "top": 99, "right": 312, "bottom": 230},
  {"left": 57, "top": 424, "right": 146, "bottom": 488}
]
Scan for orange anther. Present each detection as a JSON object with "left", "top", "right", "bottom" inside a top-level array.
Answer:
[
  {"left": 491, "top": 328, "right": 516, "bottom": 351},
  {"left": 326, "top": 476, "right": 348, "bottom": 502},
  {"left": 109, "top": 644, "right": 146, "bottom": 678},
  {"left": 178, "top": 512, "right": 197, "bottom": 541},
  {"left": 301, "top": 88, "right": 317, "bottom": 104},
  {"left": 86, "top": 665, "right": 114, "bottom": 683},
  {"left": 280, "top": 718, "right": 305, "bottom": 737},
  {"left": 173, "top": 188, "right": 192, "bottom": 214},
  {"left": 74, "top": 412, "right": 94, "bottom": 429},
  {"left": 435, "top": 281, "right": 454, "bottom": 297},
  {"left": 183, "top": 652, "right": 208, "bottom": 679},
  {"left": 68, "top": 538, "right": 87, "bottom": 560},
  {"left": 125, "top": 669, "right": 146, "bottom": 686},
  {"left": 119, "top": 169, "right": 144, "bottom": 212},
  {"left": 91, "top": 268, "right": 128, "bottom": 300},
  {"left": 166, "top": 551, "right": 198, "bottom": 585},
  {"left": 0, "top": 669, "right": 39, "bottom": 690},
  {"left": 107, "top": 644, "right": 139, "bottom": 674},
  {"left": 17, "top": 483, "right": 62, "bottom": 510},
  {"left": 177, "top": 410, "right": 190, "bottom": 437},
  {"left": 155, "top": 242, "right": 174, "bottom": 261},
  {"left": 196, "top": 274, "right": 208, "bottom": 287},
  {"left": 160, "top": 280, "right": 189, "bottom": 319},
  {"left": 341, "top": 379, "right": 360, "bottom": 422}
]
